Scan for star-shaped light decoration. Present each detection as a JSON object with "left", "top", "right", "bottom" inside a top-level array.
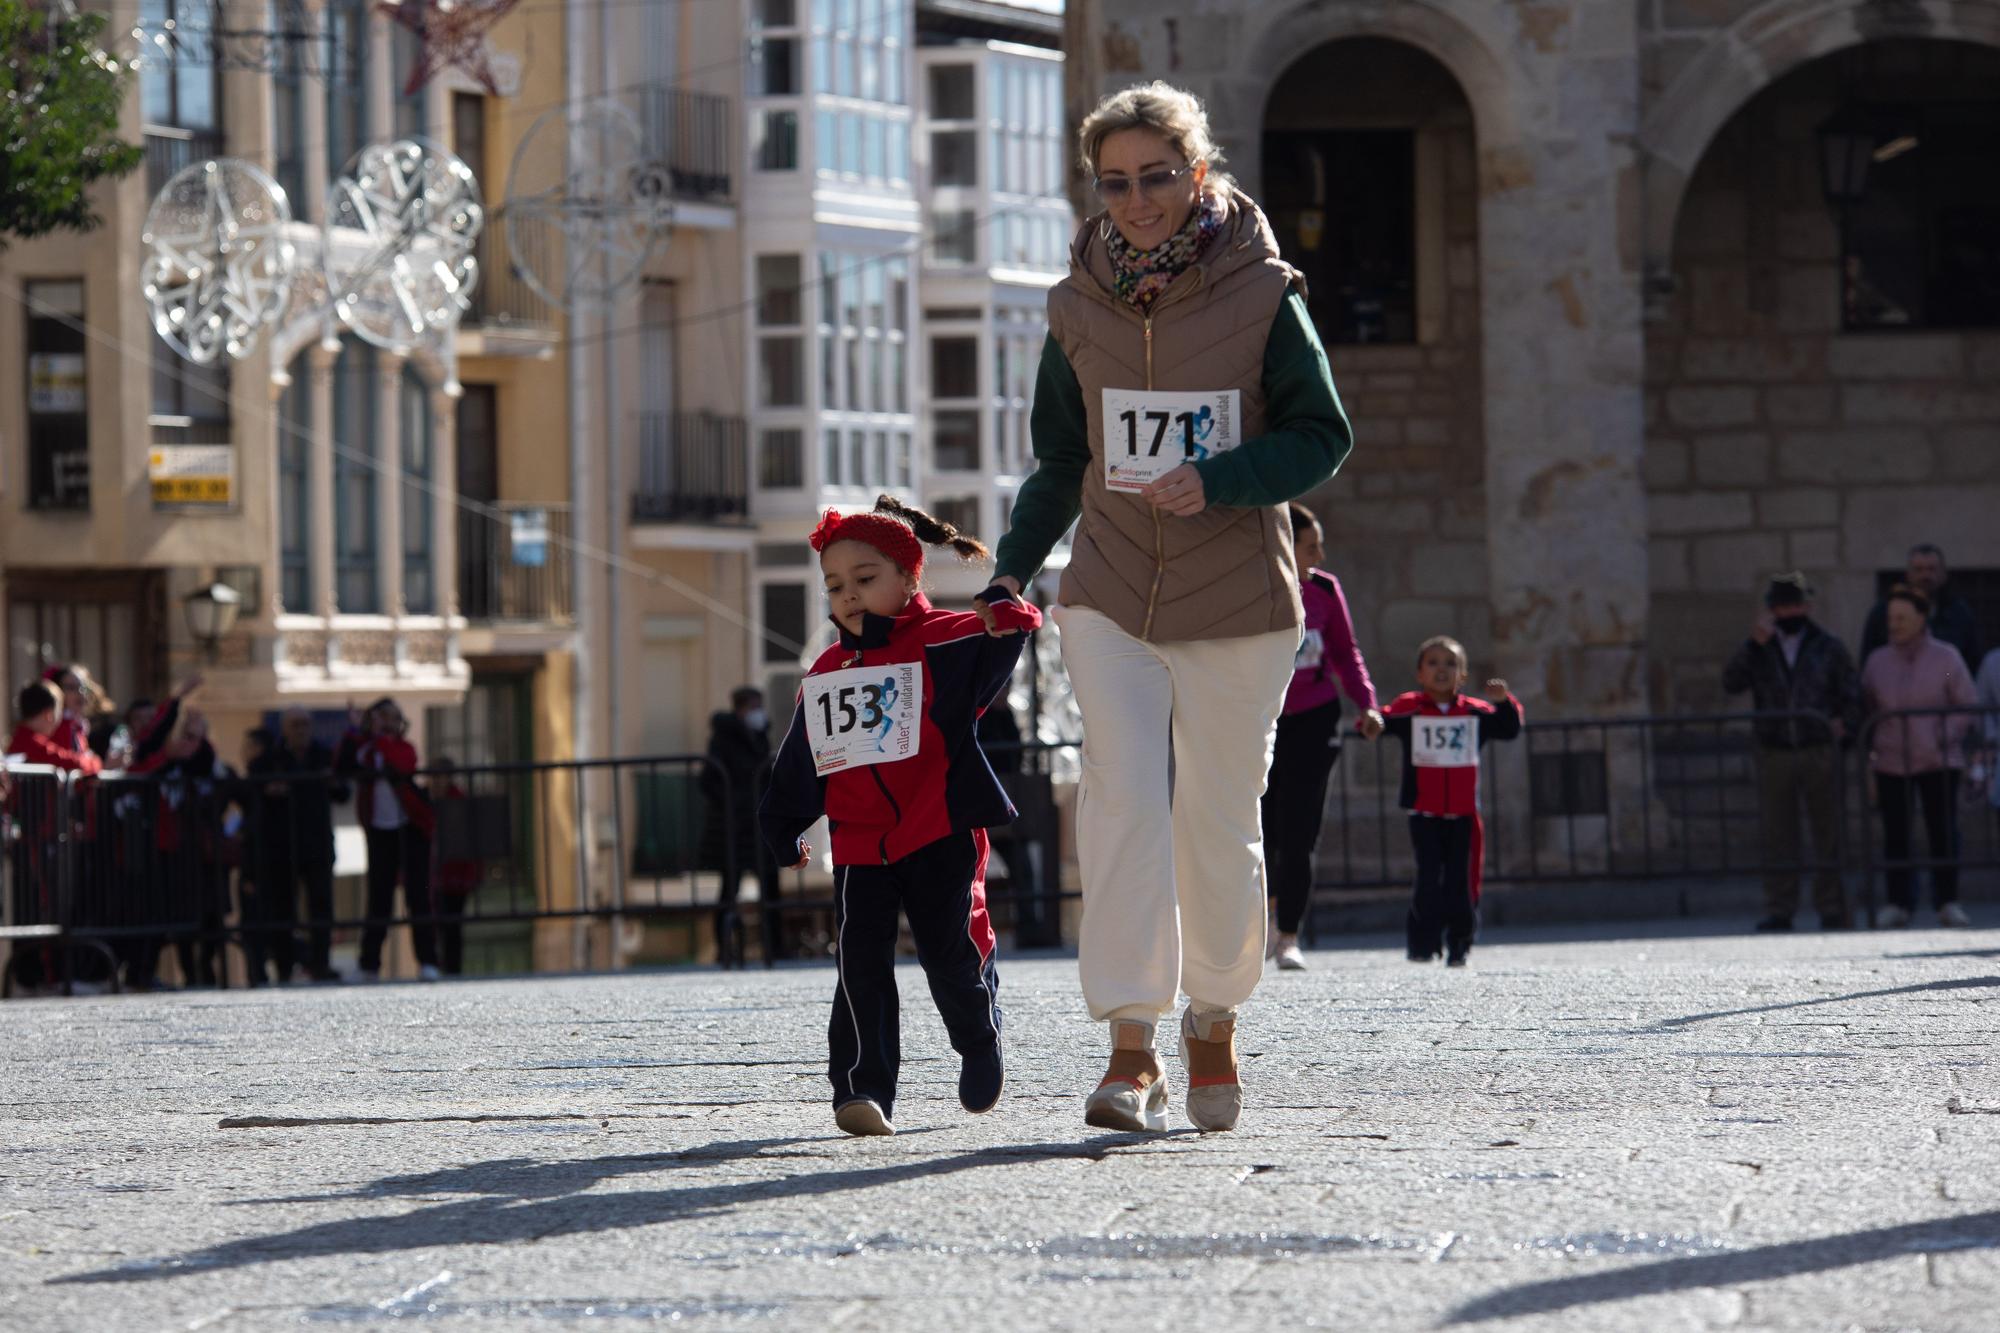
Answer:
[
  {"left": 141, "top": 159, "right": 298, "bottom": 364},
  {"left": 378, "top": 0, "right": 520, "bottom": 96}
]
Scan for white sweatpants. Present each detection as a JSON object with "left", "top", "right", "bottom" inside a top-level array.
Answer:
[{"left": 1053, "top": 603, "right": 1298, "bottom": 1023}]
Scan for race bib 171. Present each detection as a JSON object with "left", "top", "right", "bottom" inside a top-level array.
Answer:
[
  {"left": 1412, "top": 715, "right": 1479, "bottom": 768},
  {"left": 803, "top": 661, "right": 923, "bottom": 776},
  {"left": 1101, "top": 387, "right": 1241, "bottom": 493}
]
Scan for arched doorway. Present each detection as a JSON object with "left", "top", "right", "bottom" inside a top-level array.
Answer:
[
  {"left": 1262, "top": 38, "right": 1488, "bottom": 675},
  {"left": 1644, "top": 38, "right": 2000, "bottom": 710}
]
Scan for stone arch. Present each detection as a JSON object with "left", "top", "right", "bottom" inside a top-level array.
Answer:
[
  {"left": 1219, "top": 0, "right": 1527, "bottom": 198},
  {"left": 1639, "top": 0, "right": 2000, "bottom": 267}
]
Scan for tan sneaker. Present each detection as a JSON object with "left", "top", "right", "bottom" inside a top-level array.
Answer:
[
  {"left": 834, "top": 1098, "right": 895, "bottom": 1137},
  {"left": 1179, "top": 1008, "right": 1242, "bottom": 1133},
  {"left": 1084, "top": 1020, "right": 1169, "bottom": 1132}
]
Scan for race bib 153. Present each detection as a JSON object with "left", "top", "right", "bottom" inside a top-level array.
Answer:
[
  {"left": 1102, "top": 387, "right": 1241, "bottom": 493},
  {"left": 803, "top": 661, "right": 923, "bottom": 776},
  {"left": 1412, "top": 715, "right": 1479, "bottom": 768}
]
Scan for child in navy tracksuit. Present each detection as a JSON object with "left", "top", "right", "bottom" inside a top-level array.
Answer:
[
  {"left": 761, "top": 496, "right": 1042, "bottom": 1138},
  {"left": 1380, "top": 635, "right": 1523, "bottom": 967}
]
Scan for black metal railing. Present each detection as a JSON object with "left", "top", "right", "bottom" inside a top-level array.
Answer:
[
  {"left": 632, "top": 411, "right": 750, "bottom": 523},
  {"left": 144, "top": 125, "right": 228, "bottom": 195},
  {"left": 636, "top": 85, "right": 733, "bottom": 201},
  {"left": 465, "top": 226, "right": 557, "bottom": 331},
  {"left": 457, "top": 502, "right": 574, "bottom": 624}
]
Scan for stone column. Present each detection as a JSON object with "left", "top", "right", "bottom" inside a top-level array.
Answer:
[
  {"left": 376, "top": 355, "right": 406, "bottom": 616},
  {"left": 300, "top": 0, "right": 329, "bottom": 222},
  {"left": 308, "top": 344, "right": 339, "bottom": 618}
]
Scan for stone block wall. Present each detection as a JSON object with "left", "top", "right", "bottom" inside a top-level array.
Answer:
[{"left": 1644, "top": 42, "right": 2000, "bottom": 711}]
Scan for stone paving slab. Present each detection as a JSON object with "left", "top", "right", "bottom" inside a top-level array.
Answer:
[{"left": 5, "top": 925, "right": 2000, "bottom": 1331}]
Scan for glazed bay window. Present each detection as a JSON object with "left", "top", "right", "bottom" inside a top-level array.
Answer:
[
  {"left": 933, "top": 408, "right": 980, "bottom": 472},
  {"left": 278, "top": 369, "right": 313, "bottom": 611},
  {"left": 762, "top": 582, "right": 808, "bottom": 665},
  {"left": 760, "top": 428, "right": 805, "bottom": 489},
  {"left": 399, "top": 367, "right": 435, "bottom": 615},
  {"left": 757, "top": 254, "right": 804, "bottom": 407},
  {"left": 332, "top": 340, "right": 379, "bottom": 613}
]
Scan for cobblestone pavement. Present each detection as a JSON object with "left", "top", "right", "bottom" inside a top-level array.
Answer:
[{"left": 7, "top": 925, "right": 2000, "bottom": 1331}]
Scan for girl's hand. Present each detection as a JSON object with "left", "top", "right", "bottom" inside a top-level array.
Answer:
[
  {"left": 1485, "top": 679, "right": 1511, "bottom": 703},
  {"left": 1358, "top": 709, "right": 1385, "bottom": 740},
  {"left": 784, "top": 840, "right": 812, "bottom": 871},
  {"left": 973, "top": 576, "right": 1025, "bottom": 637},
  {"left": 1142, "top": 464, "right": 1207, "bottom": 516}
]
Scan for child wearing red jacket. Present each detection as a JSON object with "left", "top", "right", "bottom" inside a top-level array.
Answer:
[
  {"left": 762, "top": 496, "right": 1042, "bottom": 1138},
  {"left": 1379, "top": 636, "right": 1523, "bottom": 968}
]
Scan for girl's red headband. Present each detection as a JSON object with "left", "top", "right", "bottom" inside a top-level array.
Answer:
[{"left": 809, "top": 509, "right": 924, "bottom": 576}]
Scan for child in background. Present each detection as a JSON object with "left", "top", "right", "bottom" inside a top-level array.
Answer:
[
  {"left": 1379, "top": 636, "right": 1523, "bottom": 967},
  {"left": 761, "top": 495, "right": 1042, "bottom": 1137}
]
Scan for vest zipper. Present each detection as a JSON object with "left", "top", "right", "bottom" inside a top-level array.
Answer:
[{"left": 1137, "top": 270, "right": 1203, "bottom": 641}]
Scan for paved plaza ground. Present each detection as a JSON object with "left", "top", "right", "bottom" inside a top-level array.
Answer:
[{"left": 6, "top": 924, "right": 2000, "bottom": 1331}]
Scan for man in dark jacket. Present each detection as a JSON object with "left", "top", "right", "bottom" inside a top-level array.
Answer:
[
  {"left": 1723, "top": 572, "right": 1863, "bottom": 933},
  {"left": 1859, "top": 544, "right": 1980, "bottom": 670},
  {"left": 248, "top": 708, "right": 348, "bottom": 982},
  {"left": 701, "top": 688, "right": 774, "bottom": 965}
]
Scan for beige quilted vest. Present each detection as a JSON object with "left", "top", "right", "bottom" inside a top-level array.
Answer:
[{"left": 1048, "top": 185, "right": 1306, "bottom": 643}]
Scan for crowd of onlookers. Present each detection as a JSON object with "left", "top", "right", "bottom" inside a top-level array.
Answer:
[
  {"left": 2, "top": 670, "right": 481, "bottom": 996},
  {"left": 1723, "top": 543, "right": 2000, "bottom": 934}
]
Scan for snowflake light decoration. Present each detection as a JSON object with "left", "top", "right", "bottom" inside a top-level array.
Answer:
[
  {"left": 324, "top": 139, "right": 484, "bottom": 351},
  {"left": 141, "top": 158, "right": 298, "bottom": 365}
]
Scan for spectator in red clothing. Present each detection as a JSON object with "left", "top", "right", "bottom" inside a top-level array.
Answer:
[
  {"left": 8, "top": 681, "right": 104, "bottom": 774},
  {"left": 337, "top": 697, "right": 440, "bottom": 982},
  {"left": 39, "top": 664, "right": 107, "bottom": 757},
  {"left": 430, "top": 757, "right": 483, "bottom": 977}
]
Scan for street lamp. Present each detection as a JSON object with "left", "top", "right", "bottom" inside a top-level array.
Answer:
[
  {"left": 182, "top": 581, "right": 242, "bottom": 663},
  {"left": 1816, "top": 103, "right": 1878, "bottom": 208}
]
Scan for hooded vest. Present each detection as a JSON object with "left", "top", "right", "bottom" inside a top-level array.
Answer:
[{"left": 1047, "top": 184, "right": 1306, "bottom": 643}]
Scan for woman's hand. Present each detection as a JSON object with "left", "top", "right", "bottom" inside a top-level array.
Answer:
[
  {"left": 784, "top": 840, "right": 812, "bottom": 871},
  {"left": 1142, "top": 464, "right": 1207, "bottom": 517},
  {"left": 1357, "top": 709, "right": 1385, "bottom": 740},
  {"left": 973, "top": 576, "right": 1025, "bottom": 637}
]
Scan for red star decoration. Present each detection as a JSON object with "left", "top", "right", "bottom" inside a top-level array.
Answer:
[{"left": 379, "top": 0, "right": 521, "bottom": 97}]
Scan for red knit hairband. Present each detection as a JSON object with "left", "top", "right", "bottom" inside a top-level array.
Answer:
[{"left": 809, "top": 509, "right": 925, "bottom": 576}]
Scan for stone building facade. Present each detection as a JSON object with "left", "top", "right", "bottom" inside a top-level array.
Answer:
[{"left": 1063, "top": 0, "right": 2000, "bottom": 716}]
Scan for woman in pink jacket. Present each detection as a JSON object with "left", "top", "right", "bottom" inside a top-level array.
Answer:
[
  {"left": 1862, "top": 584, "right": 1979, "bottom": 928},
  {"left": 1261, "top": 503, "right": 1382, "bottom": 970}
]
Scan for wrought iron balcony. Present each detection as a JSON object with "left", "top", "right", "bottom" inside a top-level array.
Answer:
[
  {"left": 632, "top": 412, "right": 750, "bottom": 524},
  {"left": 458, "top": 502, "right": 574, "bottom": 625},
  {"left": 636, "top": 86, "right": 734, "bottom": 202},
  {"left": 143, "top": 125, "right": 227, "bottom": 195}
]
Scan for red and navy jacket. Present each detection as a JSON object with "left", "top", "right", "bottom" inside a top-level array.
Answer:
[
  {"left": 1380, "top": 690, "right": 1524, "bottom": 816},
  {"left": 761, "top": 589, "right": 1042, "bottom": 867},
  {"left": 335, "top": 730, "right": 437, "bottom": 836}
]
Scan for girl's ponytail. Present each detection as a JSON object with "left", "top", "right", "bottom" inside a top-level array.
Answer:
[{"left": 872, "top": 494, "right": 990, "bottom": 563}]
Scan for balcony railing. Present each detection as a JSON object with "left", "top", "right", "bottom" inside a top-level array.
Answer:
[
  {"left": 636, "top": 86, "right": 733, "bottom": 202},
  {"left": 632, "top": 412, "right": 750, "bottom": 524},
  {"left": 144, "top": 125, "right": 227, "bottom": 195},
  {"left": 465, "top": 226, "right": 556, "bottom": 332},
  {"left": 149, "top": 415, "right": 232, "bottom": 448},
  {"left": 458, "top": 502, "right": 574, "bottom": 625}
]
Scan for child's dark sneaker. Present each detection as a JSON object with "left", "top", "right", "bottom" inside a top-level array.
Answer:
[
  {"left": 834, "top": 1098, "right": 895, "bottom": 1137},
  {"left": 1446, "top": 947, "right": 1470, "bottom": 968},
  {"left": 1407, "top": 948, "right": 1437, "bottom": 963},
  {"left": 960, "top": 1041, "right": 1004, "bottom": 1114}
]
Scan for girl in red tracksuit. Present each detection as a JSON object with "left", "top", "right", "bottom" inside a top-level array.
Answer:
[
  {"left": 762, "top": 496, "right": 1042, "bottom": 1138},
  {"left": 1380, "top": 635, "right": 1523, "bottom": 968}
]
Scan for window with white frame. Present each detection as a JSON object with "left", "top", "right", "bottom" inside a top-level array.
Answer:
[
  {"left": 814, "top": 249, "right": 912, "bottom": 492},
  {"left": 757, "top": 254, "right": 805, "bottom": 408},
  {"left": 809, "top": 0, "right": 910, "bottom": 187}
]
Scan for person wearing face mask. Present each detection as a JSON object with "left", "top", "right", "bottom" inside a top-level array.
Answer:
[
  {"left": 701, "top": 686, "right": 777, "bottom": 965},
  {"left": 1723, "top": 572, "right": 1864, "bottom": 933}
]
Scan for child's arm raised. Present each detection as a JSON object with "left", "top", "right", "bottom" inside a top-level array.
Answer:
[
  {"left": 1482, "top": 680, "right": 1525, "bottom": 740},
  {"left": 758, "top": 692, "right": 827, "bottom": 870}
]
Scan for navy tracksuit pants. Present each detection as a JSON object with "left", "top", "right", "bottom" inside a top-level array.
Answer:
[
  {"left": 829, "top": 830, "right": 1001, "bottom": 1119},
  {"left": 1408, "top": 814, "right": 1477, "bottom": 957}
]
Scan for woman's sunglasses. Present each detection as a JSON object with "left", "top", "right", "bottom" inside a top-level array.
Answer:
[{"left": 1092, "top": 161, "right": 1197, "bottom": 205}]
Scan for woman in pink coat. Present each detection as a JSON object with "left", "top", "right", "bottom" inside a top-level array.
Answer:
[{"left": 1862, "top": 584, "right": 1979, "bottom": 928}]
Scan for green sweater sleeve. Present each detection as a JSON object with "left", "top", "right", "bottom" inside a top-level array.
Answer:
[
  {"left": 993, "top": 333, "right": 1088, "bottom": 588},
  {"left": 1191, "top": 290, "right": 1354, "bottom": 508}
]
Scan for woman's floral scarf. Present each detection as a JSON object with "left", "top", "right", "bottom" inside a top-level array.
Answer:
[{"left": 1105, "top": 190, "right": 1227, "bottom": 312}]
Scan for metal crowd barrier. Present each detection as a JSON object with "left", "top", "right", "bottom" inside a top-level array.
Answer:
[{"left": 5, "top": 707, "right": 1998, "bottom": 994}]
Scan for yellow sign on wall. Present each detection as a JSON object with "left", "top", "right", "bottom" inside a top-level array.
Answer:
[{"left": 149, "top": 445, "right": 235, "bottom": 508}]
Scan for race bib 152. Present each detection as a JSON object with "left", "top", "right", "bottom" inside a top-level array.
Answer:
[
  {"left": 1412, "top": 715, "right": 1479, "bottom": 768},
  {"left": 803, "top": 661, "right": 923, "bottom": 776},
  {"left": 1102, "top": 387, "right": 1241, "bottom": 493}
]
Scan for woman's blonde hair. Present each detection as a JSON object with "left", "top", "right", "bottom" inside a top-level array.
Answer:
[{"left": 1077, "top": 81, "right": 1226, "bottom": 178}]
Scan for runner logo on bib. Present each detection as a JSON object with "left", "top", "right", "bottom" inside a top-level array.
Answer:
[
  {"left": 1412, "top": 715, "right": 1478, "bottom": 768},
  {"left": 1102, "top": 388, "right": 1241, "bottom": 493},
  {"left": 803, "top": 661, "right": 923, "bottom": 776}
]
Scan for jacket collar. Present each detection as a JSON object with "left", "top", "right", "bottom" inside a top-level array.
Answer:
[
  {"left": 835, "top": 593, "right": 932, "bottom": 652},
  {"left": 1068, "top": 181, "right": 1294, "bottom": 316}
]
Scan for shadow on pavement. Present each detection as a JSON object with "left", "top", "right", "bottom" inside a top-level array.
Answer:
[
  {"left": 1444, "top": 1209, "right": 2000, "bottom": 1324},
  {"left": 52, "top": 1135, "right": 1144, "bottom": 1285},
  {"left": 1655, "top": 974, "right": 2000, "bottom": 1027}
]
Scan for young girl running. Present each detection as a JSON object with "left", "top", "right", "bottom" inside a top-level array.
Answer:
[{"left": 761, "top": 496, "right": 1043, "bottom": 1137}]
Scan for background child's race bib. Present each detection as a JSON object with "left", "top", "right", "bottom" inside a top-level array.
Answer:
[
  {"left": 1412, "top": 715, "right": 1479, "bottom": 768},
  {"left": 1101, "top": 388, "right": 1241, "bottom": 492},
  {"left": 803, "top": 661, "right": 923, "bottom": 776},
  {"left": 1295, "top": 628, "right": 1324, "bottom": 672}
]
